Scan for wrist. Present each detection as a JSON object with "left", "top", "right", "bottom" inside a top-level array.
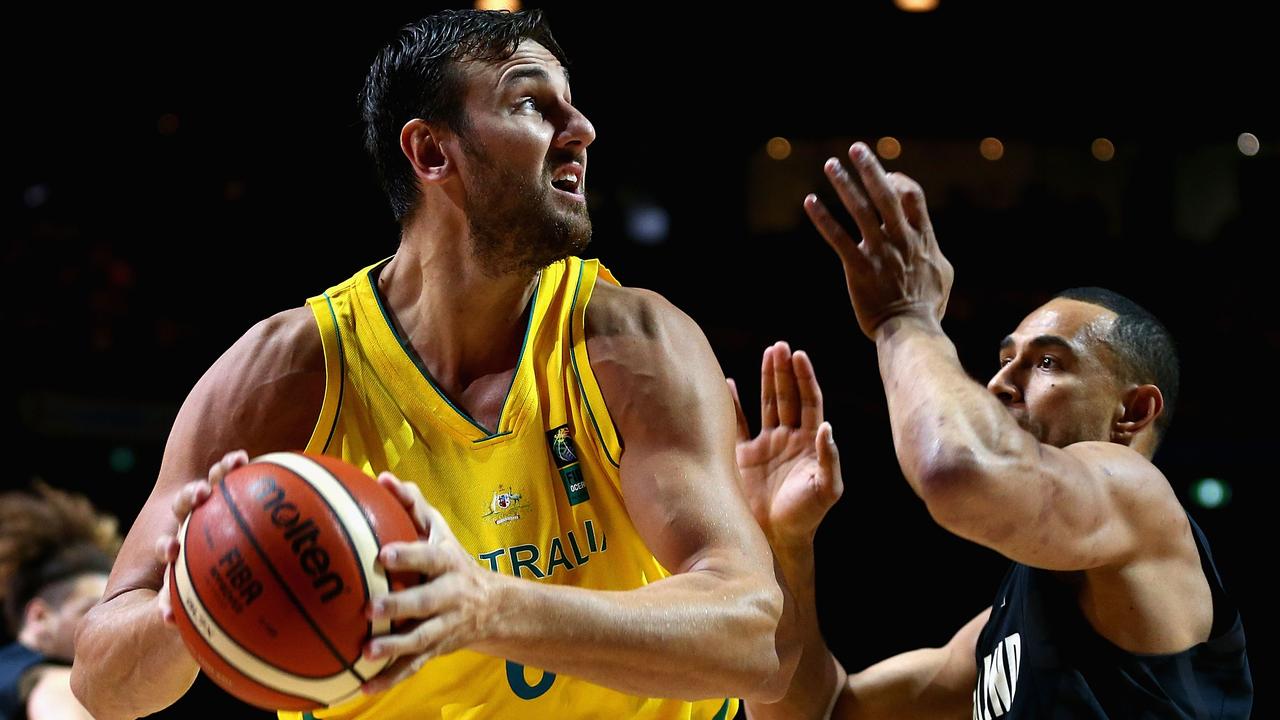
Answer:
[
  {"left": 873, "top": 311, "right": 943, "bottom": 343},
  {"left": 473, "top": 568, "right": 516, "bottom": 653},
  {"left": 769, "top": 530, "right": 816, "bottom": 559}
]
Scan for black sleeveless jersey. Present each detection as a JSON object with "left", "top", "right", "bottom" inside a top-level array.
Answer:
[{"left": 972, "top": 514, "right": 1252, "bottom": 719}]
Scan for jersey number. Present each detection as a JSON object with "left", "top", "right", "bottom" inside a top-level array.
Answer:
[{"left": 506, "top": 660, "right": 556, "bottom": 700}]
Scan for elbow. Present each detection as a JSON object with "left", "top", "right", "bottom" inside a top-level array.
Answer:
[
  {"left": 70, "top": 660, "right": 109, "bottom": 720},
  {"left": 737, "top": 580, "right": 796, "bottom": 704},
  {"left": 915, "top": 447, "right": 1033, "bottom": 543},
  {"left": 916, "top": 455, "right": 985, "bottom": 535},
  {"left": 71, "top": 615, "right": 112, "bottom": 720}
]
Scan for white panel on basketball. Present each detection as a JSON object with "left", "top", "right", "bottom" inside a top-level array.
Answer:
[
  {"left": 175, "top": 515, "right": 363, "bottom": 704},
  {"left": 256, "top": 452, "right": 394, "bottom": 681}
]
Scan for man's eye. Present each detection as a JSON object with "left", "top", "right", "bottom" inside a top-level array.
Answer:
[{"left": 1038, "top": 356, "right": 1056, "bottom": 369}]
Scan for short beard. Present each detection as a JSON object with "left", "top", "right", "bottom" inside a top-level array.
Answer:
[{"left": 460, "top": 134, "right": 592, "bottom": 278}]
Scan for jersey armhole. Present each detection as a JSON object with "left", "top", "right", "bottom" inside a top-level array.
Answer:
[
  {"left": 569, "top": 259, "right": 623, "bottom": 469},
  {"left": 304, "top": 293, "right": 346, "bottom": 455}
]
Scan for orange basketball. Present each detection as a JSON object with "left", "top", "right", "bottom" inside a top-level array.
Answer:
[{"left": 169, "top": 452, "right": 419, "bottom": 710}]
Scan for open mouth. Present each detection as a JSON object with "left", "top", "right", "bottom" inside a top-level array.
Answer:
[{"left": 550, "top": 165, "right": 584, "bottom": 198}]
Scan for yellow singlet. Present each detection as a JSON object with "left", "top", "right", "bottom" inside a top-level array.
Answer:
[{"left": 279, "top": 256, "right": 737, "bottom": 720}]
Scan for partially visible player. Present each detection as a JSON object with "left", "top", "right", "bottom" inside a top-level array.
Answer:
[
  {"left": 742, "top": 143, "right": 1252, "bottom": 718},
  {"left": 1, "top": 482, "right": 119, "bottom": 720}
]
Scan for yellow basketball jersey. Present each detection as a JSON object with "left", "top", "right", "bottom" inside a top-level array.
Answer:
[{"left": 279, "top": 256, "right": 737, "bottom": 720}]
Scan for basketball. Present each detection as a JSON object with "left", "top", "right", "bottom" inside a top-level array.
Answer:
[{"left": 169, "top": 451, "right": 419, "bottom": 710}]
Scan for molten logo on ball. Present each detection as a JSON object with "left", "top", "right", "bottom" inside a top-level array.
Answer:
[{"left": 252, "top": 475, "right": 345, "bottom": 602}]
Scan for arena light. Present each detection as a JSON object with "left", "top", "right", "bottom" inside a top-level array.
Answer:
[
  {"left": 979, "top": 137, "right": 1004, "bottom": 161},
  {"left": 1191, "top": 478, "right": 1231, "bottom": 509},
  {"left": 1237, "top": 132, "right": 1260, "bottom": 156},
  {"left": 895, "top": 0, "right": 939, "bottom": 11},
  {"left": 110, "top": 446, "right": 136, "bottom": 474},
  {"left": 1091, "top": 138, "right": 1115, "bottom": 162},
  {"left": 766, "top": 137, "right": 792, "bottom": 160},
  {"left": 23, "top": 183, "right": 49, "bottom": 209},
  {"left": 157, "top": 113, "right": 180, "bottom": 136},
  {"left": 625, "top": 202, "right": 670, "bottom": 246},
  {"left": 475, "top": 0, "right": 521, "bottom": 10},
  {"left": 876, "top": 137, "right": 902, "bottom": 160}
]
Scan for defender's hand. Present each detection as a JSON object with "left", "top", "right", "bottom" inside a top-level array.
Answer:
[
  {"left": 729, "top": 342, "right": 843, "bottom": 546},
  {"left": 804, "top": 142, "right": 953, "bottom": 340}
]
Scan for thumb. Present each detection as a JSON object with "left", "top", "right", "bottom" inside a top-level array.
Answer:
[
  {"left": 726, "top": 378, "right": 751, "bottom": 442},
  {"left": 815, "top": 422, "right": 844, "bottom": 505}
]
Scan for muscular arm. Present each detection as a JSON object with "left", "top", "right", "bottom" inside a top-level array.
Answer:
[
  {"left": 874, "top": 316, "right": 1176, "bottom": 571},
  {"left": 833, "top": 607, "right": 988, "bottom": 720},
  {"left": 70, "top": 307, "right": 324, "bottom": 720},
  {"left": 805, "top": 144, "right": 1178, "bottom": 574},
  {"left": 468, "top": 283, "right": 796, "bottom": 701},
  {"left": 745, "top": 534, "right": 842, "bottom": 720}
]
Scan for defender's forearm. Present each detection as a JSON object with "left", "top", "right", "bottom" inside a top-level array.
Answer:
[
  {"left": 874, "top": 315, "right": 1033, "bottom": 500},
  {"left": 746, "top": 537, "right": 842, "bottom": 719}
]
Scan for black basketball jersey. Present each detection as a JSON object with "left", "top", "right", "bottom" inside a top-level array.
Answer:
[{"left": 972, "top": 513, "right": 1252, "bottom": 719}]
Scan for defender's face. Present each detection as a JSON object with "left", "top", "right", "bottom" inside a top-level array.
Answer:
[
  {"left": 986, "top": 299, "right": 1125, "bottom": 448},
  {"left": 44, "top": 572, "right": 107, "bottom": 661}
]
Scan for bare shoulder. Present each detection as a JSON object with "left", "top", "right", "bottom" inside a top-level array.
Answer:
[
  {"left": 179, "top": 305, "right": 325, "bottom": 464},
  {"left": 1063, "top": 441, "right": 1190, "bottom": 556},
  {"left": 583, "top": 279, "right": 727, "bottom": 432},
  {"left": 584, "top": 278, "right": 696, "bottom": 344},
  {"left": 100, "top": 306, "right": 327, "bottom": 600}
]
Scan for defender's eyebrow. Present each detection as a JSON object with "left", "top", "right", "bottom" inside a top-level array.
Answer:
[{"left": 1000, "top": 334, "right": 1075, "bottom": 353}]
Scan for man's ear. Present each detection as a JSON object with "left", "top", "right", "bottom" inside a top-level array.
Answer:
[
  {"left": 1111, "top": 384, "right": 1163, "bottom": 444},
  {"left": 400, "top": 118, "right": 453, "bottom": 185}
]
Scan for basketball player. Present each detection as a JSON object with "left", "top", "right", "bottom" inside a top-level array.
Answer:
[
  {"left": 1, "top": 482, "right": 119, "bottom": 720},
  {"left": 739, "top": 144, "right": 1252, "bottom": 718},
  {"left": 70, "top": 10, "right": 799, "bottom": 720}
]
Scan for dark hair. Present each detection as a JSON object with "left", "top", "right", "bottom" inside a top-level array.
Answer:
[
  {"left": 1, "top": 482, "right": 120, "bottom": 639},
  {"left": 359, "top": 9, "right": 570, "bottom": 223},
  {"left": 1054, "top": 287, "right": 1180, "bottom": 439}
]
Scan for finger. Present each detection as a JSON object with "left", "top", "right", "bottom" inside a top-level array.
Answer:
[
  {"left": 726, "top": 378, "right": 751, "bottom": 442},
  {"left": 823, "top": 156, "right": 886, "bottom": 250},
  {"left": 171, "top": 481, "right": 211, "bottom": 522},
  {"left": 378, "top": 473, "right": 432, "bottom": 535},
  {"left": 369, "top": 582, "right": 446, "bottom": 625},
  {"left": 792, "top": 350, "right": 824, "bottom": 430},
  {"left": 207, "top": 449, "right": 249, "bottom": 486},
  {"left": 365, "top": 614, "right": 448, "bottom": 662},
  {"left": 888, "top": 172, "right": 933, "bottom": 236},
  {"left": 157, "top": 572, "right": 175, "bottom": 625},
  {"left": 803, "top": 195, "right": 871, "bottom": 275},
  {"left": 376, "top": 542, "right": 451, "bottom": 583},
  {"left": 772, "top": 341, "right": 801, "bottom": 428},
  {"left": 815, "top": 422, "right": 845, "bottom": 505},
  {"left": 378, "top": 472, "right": 416, "bottom": 509},
  {"left": 848, "top": 142, "right": 909, "bottom": 239},
  {"left": 760, "top": 347, "right": 779, "bottom": 429},
  {"left": 361, "top": 629, "right": 439, "bottom": 695},
  {"left": 154, "top": 534, "right": 179, "bottom": 566},
  {"left": 362, "top": 653, "right": 418, "bottom": 695}
]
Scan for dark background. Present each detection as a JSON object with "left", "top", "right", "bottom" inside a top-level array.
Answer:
[{"left": 8, "top": 2, "right": 1273, "bottom": 717}]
